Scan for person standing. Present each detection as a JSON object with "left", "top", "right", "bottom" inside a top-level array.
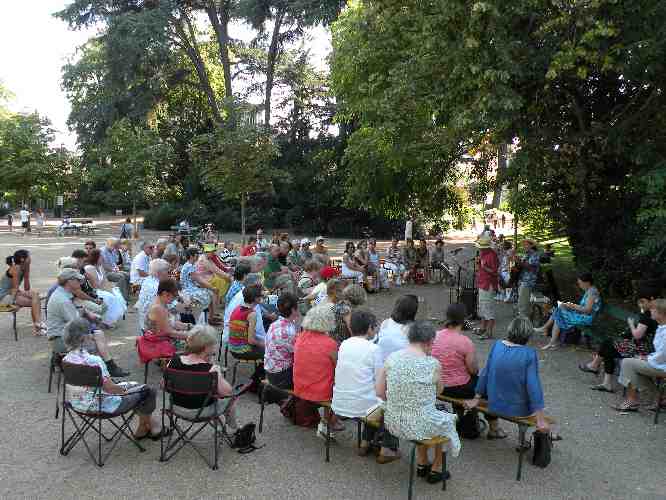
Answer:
[
  {"left": 404, "top": 218, "right": 413, "bottom": 242},
  {"left": 35, "top": 208, "right": 45, "bottom": 236},
  {"left": 119, "top": 217, "right": 133, "bottom": 240},
  {"left": 256, "top": 228, "right": 269, "bottom": 252},
  {"left": 7, "top": 212, "right": 13, "bottom": 232},
  {"left": 475, "top": 235, "right": 499, "bottom": 339},
  {"left": 19, "top": 206, "right": 30, "bottom": 236},
  {"left": 517, "top": 239, "right": 540, "bottom": 318}
]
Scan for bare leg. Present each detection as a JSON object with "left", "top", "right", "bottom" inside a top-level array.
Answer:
[
  {"left": 431, "top": 443, "right": 443, "bottom": 472},
  {"left": 92, "top": 331, "right": 111, "bottom": 360},
  {"left": 588, "top": 354, "right": 602, "bottom": 371},
  {"left": 416, "top": 444, "right": 429, "bottom": 466},
  {"left": 487, "top": 319, "right": 496, "bottom": 337}
]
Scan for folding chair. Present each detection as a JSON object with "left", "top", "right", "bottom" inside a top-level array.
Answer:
[
  {"left": 160, "top": 366, "right": 233, "bottom": 470},
  {"left": 59, "top": 362, "right": 146, "bottom": 466}
]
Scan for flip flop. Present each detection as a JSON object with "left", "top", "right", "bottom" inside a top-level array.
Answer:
[
  {"left": 613, "top": 402, "right": 639, "bottom": 412},
  {"left": 590, "top": 384, "right": 614, "bottom": 393}
]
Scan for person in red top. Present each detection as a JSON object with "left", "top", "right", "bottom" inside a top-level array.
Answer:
[
  {"left": 475, "top": 235, "right": 500, "bottom": 339},
  {"left": 431, "top": 304, "right": 505, "bottom": 438},
  {"left": 293, "top": 303, "right": 344, "bottom": 439},
  {"left": 241, "top": 236, "right": 258, "bottom": 257}
]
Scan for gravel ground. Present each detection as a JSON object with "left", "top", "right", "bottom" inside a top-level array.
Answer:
[{"left": 0, "top": 222, "right": 664, "bottom": 500}]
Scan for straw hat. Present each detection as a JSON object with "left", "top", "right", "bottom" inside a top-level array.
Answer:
[
  {"left": 302, "top": 304, "right": 336, "bottom": 333},
  {"left": 475, "top": 235, "right": 492, "bottom": 249}
]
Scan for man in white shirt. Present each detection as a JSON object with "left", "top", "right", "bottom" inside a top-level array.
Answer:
[
  {"left": 130, "top": 241, "right": 154, "bottom": 285},
  {"left": 332, "top": 310, "right": 399, "bottom": 463},
  {"left": 19, "top": 206, "right": 30, "bottom": 235},
  {"left": 256, "top": 228, "right": 269, "bottom": 252}
]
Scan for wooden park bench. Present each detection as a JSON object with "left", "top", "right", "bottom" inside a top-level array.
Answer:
[
  {"left": 576, "top": 303, "right": 634, "bottom": 347},
  {"left": 438, "top": 395, "right": 555, "bottom": 481}
]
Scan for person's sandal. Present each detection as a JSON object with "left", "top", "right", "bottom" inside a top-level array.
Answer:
[
  {"left": 590, "top": 384, "right": 614, "bottom": 393},
  {"left": 416, "top": 464, "right": 431, "bottom": 478},
  {"left": 578, "top": 364, "right": 599, "bottom": 375},
  {"left": 613, "top": 401, "right": 639, "bottom": 412}
]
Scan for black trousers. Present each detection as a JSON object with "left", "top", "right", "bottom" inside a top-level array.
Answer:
[
  {"left": 441, "top": 375, "right": 497, "bottom": 422},
  {"left": 598, "top": 339, "right": 621, "bottom": 375}
]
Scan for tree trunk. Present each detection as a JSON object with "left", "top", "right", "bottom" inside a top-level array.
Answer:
[
  {"left": 241, "top": 194, "right": 246, "bottom": 244},
  {"left": 175, "top": 9, "right": 223, "bottom": 123},
  {"left": 492, "top": 143, "right": 507, "bottom": 208},
  {"left": 206, "top": 1, "right": 234, "bottom": 115},
  {"left": 264, "top": 8, "right": 286, "bottom": 131},
  {"left": 133, "top": 199, "right": 138, "bottom": 239}
]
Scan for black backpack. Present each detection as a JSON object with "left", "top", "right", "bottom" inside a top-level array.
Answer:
[
  {"left": 531, "top": 430, "right": 552, "bottom": 467},
  {"left": 228, "top": 423, "right": 263, "bottom": 454}
]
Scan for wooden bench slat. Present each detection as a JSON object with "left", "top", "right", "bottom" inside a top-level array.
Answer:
[{"left": 438, "top": 395, "right": 555, "bottom": 426}]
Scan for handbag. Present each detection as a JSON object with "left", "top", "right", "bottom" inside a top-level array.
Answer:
[
  {"left": 227, "top": 422, "right": 264, "bottom": 454},
  {"left": 456, "top": 409, "right": 482, "bottom": 439},
  {"left": 136, "top": 330, "right": 176, "bottom": 364},
  {"left": 531, "top": 430, "right": 552, "bottom": 467}
]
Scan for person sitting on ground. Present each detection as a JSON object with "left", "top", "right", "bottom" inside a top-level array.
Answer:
[
  {"left": 119, "top": 217, "right": 134, "bottom": 240},
  {"left": 342, "top": 241, "right": 365, "bottom": 284},
  {"left": 613, "top": 298, "right": 666, "bottom": 412},
  {"left": 145, "top": 279, "right": 191, "bottom": 341},
  {"left": 385, "top": 237, "right": 407, "bottom": 286},
  {"left": 465, "top": 317, "right": 549, "bottom": 431},
  {"left": 299, "top": 238, "right": 313, "bottom": 262},
  {"left": 538, "top": 272, "right": 602, "bottom": 350},
  {"left": 377, "top": 294, "right": 419, "bottom": 363},
  {"left": 264, "top": 292, "right": 300, "bottom": 389},
  {"left": 580, "top": 290, "right": 658, "bottom": 393},
  {"left": 416, "top": 238, "right": 430, "bottom": 282},
  {"left": 167, "top": 325, "right": 238, "bottom": 428},
  {"left": 333, "top": 310, "right": 400, "bottom": 463},
  {"left": 135, "top": 259, "right": 174, "bottom": 333},
  {"left": 63, "top": 318, "right": 167, "bottom": 439},
  {"left": 293, "top": 304, "right": 344, "bottom": 439},
  {"left": 367, "top": 239, "right": 389, "bottom": 290},
  {"left": 402, "top": 238, "right": 419, "bottom": 281},
  {"left": 297, "top": 260, "right": 322, "bottom": 299},
  {"left": 197, "top": 243, "right": 232, "bottom": 303},
  {"left": 130, "top": 241, "right": 154, "bottom": 286},
  {"left": 99, "top": 238, "right": 130, "bottom": 301},
  {"left": 84, "top": 240, "right": 96, "bottom": 255},
  {"left": 312, "top": 236, "right": 330, "bottom": 266},
  {"left": 83, "top": 249, "right": 128, "bottom": 327},
  {"left": 263, "top": 244, "right": 297, "bottom": 294},
  {"left": 241, "top": 236, "right": 258, "bottom": 257},
  {"left": 432, "top": 304, "right": 505, "bottom": 439},
  {"left": 331, "top": 283, "right": 367, "bottom": 344},
  {"left": 180, "top": 247, "right": 219, "bottom": 325},
  {"left": 377, "top": 321, "right": 461, "bottom": 484},
  {"left": 0, "top": 249, "right": 45, "bottom": 336},
  {"left": 228, "top": 285, "right": 265, "bottom": 359},
  {"left": 475, "top": 235, "right": 499, "bottom": 339},
  {"left": 47, "top": 269, "right": 128, "bottom": 377}
]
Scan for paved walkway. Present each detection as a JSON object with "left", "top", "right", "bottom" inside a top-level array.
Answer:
[{"left": 0, "top": 225, "right": 664, "bottom": 499}]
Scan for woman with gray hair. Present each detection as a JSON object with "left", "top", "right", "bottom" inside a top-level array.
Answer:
[
  {"left": 377, "top": 321, "right": 460, "bottom": 484},
  {"left": 465, "top": 317, "right": 549, "bottom": 431},
  {"left": 62, "top": 318, "right": 168, "bottom": 440}
]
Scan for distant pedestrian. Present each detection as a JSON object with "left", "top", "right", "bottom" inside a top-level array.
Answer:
[
  {"left": 19, "top": 206, "right": 30, "bottom": 236},
  {"left": 7, "top": 213, "right": 13, "bottom": 232},
  {"left": 119, "top": 217, "right": 133, "bottom": 240},
  {"left": 501, "top": 214, "right": 506, "bottom": 228},
  {"left": 35, "top": 209, "right": 45, "bottom": 236}
]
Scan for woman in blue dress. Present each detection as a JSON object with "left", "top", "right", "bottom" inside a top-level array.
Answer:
[{"left": 537, "top": 272, "right": 601, "bottom": 350}]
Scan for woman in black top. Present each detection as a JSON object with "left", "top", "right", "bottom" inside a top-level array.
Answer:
[
  {"left": 579, "top": 291, "right": 659, "bottom": 392},
  {"left": 167, "top": 325, "right": 237, "bottom": 427}
]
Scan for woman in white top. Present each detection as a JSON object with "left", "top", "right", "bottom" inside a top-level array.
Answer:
[
  {"left": 83, "top": 248, "right": 128, "bottom": 326},
  {"left": 333, "top": 310, "right": 399, "bottom": 463},
  {"left": 376, "top": 294, "right": 419, "bottom": 363},
  {"left": 341, "top": 241, "right": 365, "bottom": 284}
]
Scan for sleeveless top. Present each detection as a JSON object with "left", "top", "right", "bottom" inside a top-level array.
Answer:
[
  {"left": 229, "top": 305, "right": 253, "bottom": 353},
  {"left": 0, "top": 267, "right": 23, "bottom": 301},
  {"left": 145, "top": 304, "right": 175, "bottom": 333},
  {"left": 168, "top": 355, "right": 213, "bottom": 409}
]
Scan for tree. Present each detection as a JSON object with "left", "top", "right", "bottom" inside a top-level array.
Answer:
[
  {"left": 191, "top": 124, "right": 278, "bottom": 238},
  {"left": 331, "top": 0, "right": 666, "bottom": 288},
  {"left": 0, "top": 112, "right": 54, "bottom": 204},
  {"left": 99, "top": 118, "right": 174, "bottom": 236}
]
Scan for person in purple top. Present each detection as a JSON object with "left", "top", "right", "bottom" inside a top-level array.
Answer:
[{"left": 465, "top": 317, "right": 550, "bottom": 432}]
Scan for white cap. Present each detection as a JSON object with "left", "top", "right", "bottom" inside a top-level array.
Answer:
[{"left": 301, "top": 238, "right": 311, "bottom": 245}]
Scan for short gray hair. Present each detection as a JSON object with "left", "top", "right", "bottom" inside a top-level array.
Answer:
[
  {"left": 140, "top": 240, "right": 153, "bottom": 250},
  {"left": 506, "top": 317, "right": 534, "bottom": 345},
  {"left": 64, "top": 318, "right": 92, "bottom": 350},
  {"left": 149, "top": 258, "right": 170, "bottom": 276},
  {"left": 407, "top": 320, "right": 437, "bottom": 344}
]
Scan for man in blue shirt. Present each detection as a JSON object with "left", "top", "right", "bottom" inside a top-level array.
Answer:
[
  {"left": 101, "top": 237, "right": 130, "bottom": 301},
  {"left": 517, "top": 239, "right": 540, "bottom": 318}
]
